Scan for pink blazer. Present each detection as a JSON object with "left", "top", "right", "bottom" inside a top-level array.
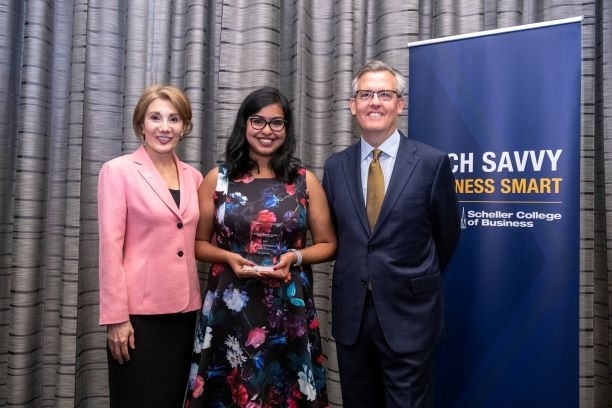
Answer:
[{"left": 98, "top": 146, "right": 203, "bottom": 325}]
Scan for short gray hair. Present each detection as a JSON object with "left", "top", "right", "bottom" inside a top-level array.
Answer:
[{"left": 351, "top": 60, "right": 406, "bottom": 97}]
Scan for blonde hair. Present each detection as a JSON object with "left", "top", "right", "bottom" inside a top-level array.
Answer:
[{"left": 132, "top": 85, "right": 193, "bottom": 141}]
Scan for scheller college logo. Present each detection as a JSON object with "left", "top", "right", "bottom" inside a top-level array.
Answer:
[{"left": 460, "top": 206, "right": 563, "bottom": 229}]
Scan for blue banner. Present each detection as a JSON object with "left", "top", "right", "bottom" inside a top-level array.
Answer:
[{"left": 408, "top": 18, "right": 581, "bottom": 407}]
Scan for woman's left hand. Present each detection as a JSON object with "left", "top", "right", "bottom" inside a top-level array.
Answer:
[{"left": 260, "top": 252, "right": 294, "bottom": 282}]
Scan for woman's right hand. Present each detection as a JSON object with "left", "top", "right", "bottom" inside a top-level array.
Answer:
[
  {"left": 107, "top": 321, "right": 135, "bottom": 364},
  {"left": 227, "top": 252, "right": 262, "bottom": 278}
]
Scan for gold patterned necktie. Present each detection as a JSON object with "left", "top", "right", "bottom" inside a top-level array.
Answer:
[{"left": 366, "top": 148, "right": 384, "bottom": 230}]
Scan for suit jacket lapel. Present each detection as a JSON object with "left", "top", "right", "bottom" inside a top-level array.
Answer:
[
  {"left": 132, "top": 146, "right": 182, "bottom": 218},
  {"left": 176, "top": 161, "right": 194, "bottom": 216},
  {"left": 341, "top": 143, "right": 371, "bottom": 233},
  {"left": 375, "top": 133, "right": 419, "bottom": 229}
]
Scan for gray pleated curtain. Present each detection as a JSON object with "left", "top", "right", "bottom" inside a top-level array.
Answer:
[{"left": 0, "top": 0, "right": 609, "bottom": 406}]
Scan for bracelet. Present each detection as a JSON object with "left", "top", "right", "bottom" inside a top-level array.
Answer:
[{"left": 287, "top": 249, "right": 303, "bottom": 267}]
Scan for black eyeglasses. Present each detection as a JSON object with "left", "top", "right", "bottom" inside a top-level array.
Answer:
[
  {"left": 248, "top": 116, "right": 287, "bottom": 132},
  {"left": 354, "top": 90, "right": 399, "bottom": 102}
]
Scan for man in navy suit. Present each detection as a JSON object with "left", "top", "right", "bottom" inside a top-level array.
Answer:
[{"left": 322, "top": 60, "right": 460, "bottom": 407}]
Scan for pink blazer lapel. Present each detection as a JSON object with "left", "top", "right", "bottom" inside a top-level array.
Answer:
[
  {"left": 131, "top": 146, "right": 181, "bottom": 217},
  {"left": 176, "top": 160, "right": 196, "bottom": 215}
]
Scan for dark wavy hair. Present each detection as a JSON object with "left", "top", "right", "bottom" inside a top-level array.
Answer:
[{"left": 225, "top": 87, "right": 301, "bottom": 183}]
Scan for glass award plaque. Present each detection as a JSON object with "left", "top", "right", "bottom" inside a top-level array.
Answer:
[{"left": 243, "top": 221, "right": 283, "bottom": 273}]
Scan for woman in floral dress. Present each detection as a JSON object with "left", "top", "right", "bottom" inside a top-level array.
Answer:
[{"left": 185, "top": 87, "right": 336, "bottom": 407}]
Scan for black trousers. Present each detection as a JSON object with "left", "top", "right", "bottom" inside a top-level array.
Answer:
[{"left": 108, "top": 311, "right": 197, "bottom": 408}]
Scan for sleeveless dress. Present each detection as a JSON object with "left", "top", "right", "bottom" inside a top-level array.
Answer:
[{"left": 185, "top": 165, "right": 329, "bottom": 408}]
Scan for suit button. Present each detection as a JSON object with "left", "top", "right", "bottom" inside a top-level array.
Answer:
[
  {"left": 367, "top": 245, "right": 374, "bottom": 253},
  {"left": 177, "top": 251, "right": 184, "bottom": 257},
  {"left": 360, "top": 278, "right": 367, "bottom": 286},
  {"left": 177, "top": 222, "right": 183, "bottom": 229}
]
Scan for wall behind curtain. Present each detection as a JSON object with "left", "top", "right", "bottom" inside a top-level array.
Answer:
[{"left": 0, "top": 0, "right": 609, "bottom": 406}]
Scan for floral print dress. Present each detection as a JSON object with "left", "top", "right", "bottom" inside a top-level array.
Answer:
[{"left": 185, "top": 165, "right": 328, "bottom": 408}]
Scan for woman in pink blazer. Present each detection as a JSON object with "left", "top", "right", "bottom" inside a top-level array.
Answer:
[{"left": 98, "top": 85, "right": 202, "bottom": 407}]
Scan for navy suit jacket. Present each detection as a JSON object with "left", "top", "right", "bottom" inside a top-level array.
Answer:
[{"left": 322, "top": 132, "right": 460, "bottom": 354}]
